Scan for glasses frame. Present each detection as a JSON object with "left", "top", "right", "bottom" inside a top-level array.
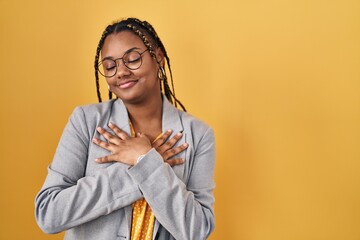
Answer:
[{"left": 97, "top": 49, "right": 149, "bottom": 77}]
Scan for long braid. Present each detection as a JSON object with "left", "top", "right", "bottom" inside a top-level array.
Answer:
[
  {"left": 94, "top": 25, "right": 113, "bottom": 102},
  {"left": 162, "top": 74, "right": 172, "bottom": 104},
  {"left": 94, "top": 18, "right": 186, "bottom": 111},
  {"left": 139, "top": 21, "right": 185, "bottom": 111},
  {"left": 125, "top": 24, "right": 157, "bottom": 58}
]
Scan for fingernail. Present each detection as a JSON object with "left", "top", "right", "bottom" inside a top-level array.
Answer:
[
  {"left": 109, "top": 122, "right": 114, "bottom": 126},
  {"left": 176, "top": 132, "right": 182, "bottom": 136},
  {"left": 95, "top": 158, "right": 100, "bottom": 163},
  {"left": 167, "top": 129, "right": 172, "bottom": 133},
  {"left": 97, "top": 127, "right": 102, "bottom": 131},
  {"left": 183, "top": 143, "right": 188, "bottom": 147}
]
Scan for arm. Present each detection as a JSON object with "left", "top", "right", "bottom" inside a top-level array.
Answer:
[
  {"left": 35, "top": 107, "right": 142, "bottom": 234},
  {"left": 128, "top": 127, "right": 216, "bottom": 240}
]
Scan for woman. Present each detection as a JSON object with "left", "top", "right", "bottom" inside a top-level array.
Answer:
[{"left": 35, "top": 18, "right": 215, "bottom": 240}]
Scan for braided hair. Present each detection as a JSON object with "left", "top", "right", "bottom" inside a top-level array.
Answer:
[{"left": 94, "top": 18, "right": 186, "bottom": 111}]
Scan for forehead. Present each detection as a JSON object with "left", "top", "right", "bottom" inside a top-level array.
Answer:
[{"left": 101, "top": 31, "right": 146, "bottom": 57}]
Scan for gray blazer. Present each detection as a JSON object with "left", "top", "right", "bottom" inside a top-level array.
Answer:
[{"left": 35, "top": 97, "right": 215, "bottom": 240}]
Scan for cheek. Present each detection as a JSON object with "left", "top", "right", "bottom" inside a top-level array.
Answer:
[
  {"left": 140, "top": 59, "right": 159, "bottom": 77},
  {"left": 105, "top": 77, "right": 118, "bottom": 87},
  {"left": 136, "top": 67, "right": 158, "bottom": 82},
  {"left": 105, "top": 78, "right": 114, "bottom": 84},
  {"left": 144, "top": 72, "right": 160, "bottom": 86}
]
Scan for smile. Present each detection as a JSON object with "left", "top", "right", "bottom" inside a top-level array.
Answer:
[{"left": 118, "top": 80, "right": 138, "bottom": 89}]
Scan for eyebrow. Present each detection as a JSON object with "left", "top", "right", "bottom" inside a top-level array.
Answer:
[{"left": 101, "top": 47, "right": 141, "bottom": 61}]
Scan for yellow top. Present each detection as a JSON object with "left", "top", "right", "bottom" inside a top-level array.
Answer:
[
  {"left": 130, "top": 121, "right": 161, "bottom": 240},
  {"left": 131, "top": 198, "right": 155, "bottom": 240}
]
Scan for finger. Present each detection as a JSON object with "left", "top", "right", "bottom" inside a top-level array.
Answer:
[
  {"left": 158, "top": 132, "right": 183, "bottom": 153},
  {"left": 165, "top": 158, "right": 185, "bottom": 167},
  {"left": 152, "top": 129, "right": 172, "bottom": 148},
  {"left": 108, "top": 122, "right": 130, "bottom": 140},
  {"left": 92, "top": 137, "right": 113, "bottom": 151},
  {"left": 97, "top": 127, "right": 120, "bottom": 145},
  {"left": 95, "top": 154, "right": 118, "bottom": 164},
  {"left": 162, "top": 143, "right": 189, "bottom": 160}
]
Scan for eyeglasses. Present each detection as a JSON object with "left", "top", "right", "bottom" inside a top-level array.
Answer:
[{"left": 97, "top": 49, "right": 149, "bottom": 77}]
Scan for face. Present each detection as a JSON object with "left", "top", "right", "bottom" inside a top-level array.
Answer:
[{"left": 100, "top": 31, "right": 163, "bottom": 104}]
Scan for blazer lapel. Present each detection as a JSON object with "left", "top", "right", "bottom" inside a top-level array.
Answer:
[
  {"left": 162, "top": 97, "right": 184, "bottom": 134},
  {"left": 162, "top": 96, "right": 188, "bottom": 178},
  {"left": 109, "top": 99, "right": 131, "bottom": 135}
]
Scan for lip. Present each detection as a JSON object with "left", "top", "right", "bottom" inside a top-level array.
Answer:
[{"left": 117, "top": 80, "right": 138, "bottom": 89}]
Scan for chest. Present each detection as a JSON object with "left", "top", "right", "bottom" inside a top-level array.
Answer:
[{"left": 84, "top": 130, "right": 194, "bottom": 185}]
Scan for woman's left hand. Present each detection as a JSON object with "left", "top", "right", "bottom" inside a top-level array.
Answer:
[
  {"left": 92, "top": 123, "right": 152, "bottom": 166},
  {"left": 152, "top": 130, "right": 188, "bottom": 166}
]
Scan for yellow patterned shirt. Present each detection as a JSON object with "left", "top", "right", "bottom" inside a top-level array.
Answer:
[{"left": 130, "top": 121, "right": 161, "bottom": 240}]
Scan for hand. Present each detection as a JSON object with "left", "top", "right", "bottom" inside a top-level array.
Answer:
[
  {"left": 153, "top": 129, "right": 188, "bottom": 166},
  {"left": 92, "top": 123, "right": 152, "bottom": 165}
]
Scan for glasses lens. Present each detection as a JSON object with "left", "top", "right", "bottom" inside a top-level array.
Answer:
[
  {"left": 123, "top": 51, "right": 142, "bottom": 70},
  {"left": 97, "top": 50, "right": 145, "bottom": 77},
  {"left": 98, "top": 59, "right": 117, "bottom": 77}
]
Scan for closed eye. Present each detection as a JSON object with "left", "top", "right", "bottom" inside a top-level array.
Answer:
[
  {"left": 127, "top": 57, "right": 141, "bottom": 64},
  {"left": 106, "top": 66, "right": 116, "bottom": 71}
]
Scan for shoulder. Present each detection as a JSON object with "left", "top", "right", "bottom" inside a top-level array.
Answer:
[
  {"left": 73, "top": 100, "right": 117, "bottom": 117},
  {"left": 68, "top": 100, "right": 119, "bottom": 129},
  {"left": 176, "top": 109, "right": 215, "bottom": 164}
]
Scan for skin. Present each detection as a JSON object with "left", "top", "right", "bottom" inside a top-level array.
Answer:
[{"left": 92, "top": 31, "right": 188, "bottom": 166}]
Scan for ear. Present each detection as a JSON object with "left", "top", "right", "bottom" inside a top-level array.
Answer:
[{"left": 155, "top": 48, "right": 165, "bottom": 67}]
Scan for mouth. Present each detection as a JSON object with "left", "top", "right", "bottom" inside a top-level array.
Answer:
[{"left": 117, "top": 80, "right": 138, "bottom": 89}]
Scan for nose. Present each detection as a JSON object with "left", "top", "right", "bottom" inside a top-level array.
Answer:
[{"left": 115, "top": 60, "right": 131, "bottom": 78}]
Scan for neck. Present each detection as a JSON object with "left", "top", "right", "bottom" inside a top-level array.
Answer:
[{"left": 125, "top": 94, "right": 163, "bottom": 135}]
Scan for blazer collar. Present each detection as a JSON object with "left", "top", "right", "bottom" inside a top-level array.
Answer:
[{"left": 110, "top": 95, "right": 184, "bottom": 134}]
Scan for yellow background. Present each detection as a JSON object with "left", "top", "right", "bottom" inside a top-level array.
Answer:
[{"left": 1, "top": 0, "right": 359, "bottom": 239}]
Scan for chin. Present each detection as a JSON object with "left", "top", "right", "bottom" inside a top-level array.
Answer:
[{"left": 115, "top": 92, "right": 144, "bottom": 104}]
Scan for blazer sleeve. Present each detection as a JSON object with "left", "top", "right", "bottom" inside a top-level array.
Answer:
[
  {"left": 35, "top": 107, "right": 142, "bottom": 234},
  {"left": 127, "top": 127, "right": 216, "bottom": 240}
]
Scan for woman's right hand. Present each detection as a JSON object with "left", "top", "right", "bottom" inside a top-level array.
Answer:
[{"left": 153, "top": 130, "right": 188, "bottom": 167}]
